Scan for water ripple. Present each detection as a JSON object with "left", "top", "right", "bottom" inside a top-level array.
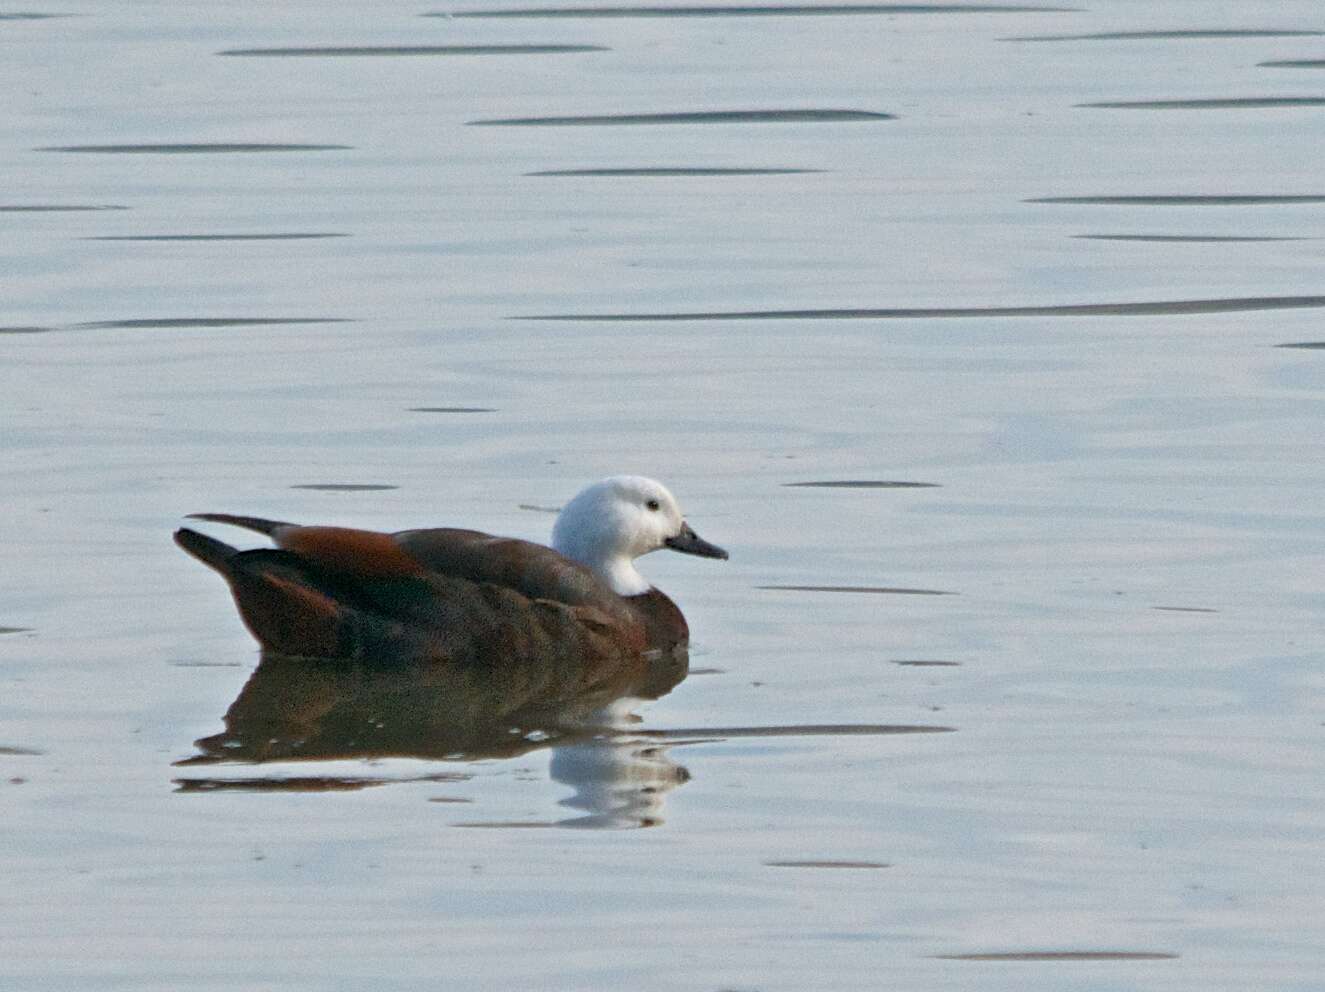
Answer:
[
  {"left": 784, "top": 480, "right": 939, "bottom": 488},
  {"left": 470, "top": 109, "right": 893, "bottom": 126},
  {"left": 933, "top": 951, "right": 1179, "bottom": 961},
  {"left": 528, "top": 166, "right": 822, "bottom": 176},
  {"left": 523, "top": 295, "right": 1325, "bottom": 320},
  {"left": 290, "top": 483, "right": 399, "bottom": 492},
  {"left": 408, "top": 406, "right": 497, "bottom": 413},
  {"left": 38, "top": 143, "right": 351, "bottom": 154},
  {"left": 1032, "top": 194, "right": 1325, "bottom": 205},
  {"left": 639, "top": 723, "right": 955, "bottom": 739},
  {"left": 1074, "top": 234, "right": 1308, "bottom": 242},
  {"left": 758, "top": 584, "right": 955, "bottom": 595},
  {"left": 1007, "top": 29, "right": 1324, "bottom": 41},
  {"left": 85, "top": 233, "right": 348, "bottom": 241},
  {"left": 442, "top": 4, "right": 1077, "bottom": 18},
  {"left": 765, "top": 860, "right": 890, "bottom": 868},
  {"left": 75, "top": 317, "right": 350, "bottom": 329},
  {"left": 1081, "top": 96, "right": 1325, "bottom": 109},
  {"left": 218, "top": 44, "right": 607, "bottom": 57},
  {"left": 0, "top": 204, "right": 128, "bottom": 212}
]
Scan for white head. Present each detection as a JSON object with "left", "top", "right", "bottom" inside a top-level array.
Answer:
[{"left": 551, "top": 476, "right": 727, "bottom": 596}]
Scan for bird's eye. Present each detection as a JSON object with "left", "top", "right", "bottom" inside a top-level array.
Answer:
[{"left": 646, "top": 499, "right": 660, "bottom": 511}]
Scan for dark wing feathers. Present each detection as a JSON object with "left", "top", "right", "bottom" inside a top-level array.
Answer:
[
  {"left": 395, "top": 527, "right": 633, "bottom": 620},
  {"left": 177, "top": 521, "right": 646, "bottom": 663}
]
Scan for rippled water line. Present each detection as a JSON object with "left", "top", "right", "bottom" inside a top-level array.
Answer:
[
  {"left": 1033, "top": 194, "right": 1325, "bottom": 205},
  {"left": 758, "top": 585, "right": 955, "bottom": 595},
  {"left": 527, "top": 167, "right": 823, "bottom": 176},
  {"left": 470, "top": 109, "right": 894, "bottom": 126},
  {"left": 289, "top": 484, "right": 399, "bottom": 491},
  {"left": 442, "top": 4, "right": 1077, "bottom": 18},
  {"left": 84, "top": 233, "right": 348, "bottom": 241},
  {"left": 637, "top": 723, "right": 956, "bottom": 739},
  {"left": 1007, "top": 29, "right": 1325, "bottom": 41},
  {"left": 1080, "top": 97, "right": 1325, "bottom": 109},
  {"left": 1074, "top": 234, "right": 1309, "bottom": 242},
  {"left": 37, "top": 143, "right": 352, "bottom": 153},
  {"left": 73, "top": 317, "right": 351, "bottom": 329},
  {"left": 933, "top": 951, "right": 1180, "bottom": 961},
  {"left": 218, "top": 45, "right": 608, "bottom": 56},
  {"left": 783, "top": 480, "right": 939, "bottom": 488},
  {"left": 522, "top": 295, "right": 1325, "bottom": 320},
  {"left": 765, "top": 860, "right": 891, "bottom": 868},
  {"left": 0, "top": 204, "right": 128, "bottom": 212},
  {"left": 408, "top": 406, "right": 497, "bottom": 413}
]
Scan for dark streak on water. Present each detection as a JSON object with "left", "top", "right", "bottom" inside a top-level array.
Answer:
[
  {"left": 443, "top": 4, "right": 1079, "bottom": 18},
  {"left": 85, "top": 233, "right": 349, "bottom": 241},
  {"left": 75, "top": 318, "right": 350, "bottom": 329},
  {"left": 892, "top": 659, "right": 962, "bottom": 666},
  {"left": 0, "top": 204, "right": 129, "bottom": 212},
  {"left": 1276, "top": 341, "right": 1325, "bottom": 349},
  {"left": 527, "top": 167, "right": 823, "bottom": 176},
  {"left": 765, "top": 860, "right": 890, "bottom": 868},
  {"left": 688, "top": 667, "right": 728, "bottom": 675},
  {"left": 0, "top": 328, "right": 47, "bottom": 335},
  {"left": 175, "top": 775, "right": 451, "bottom": 793},
  {"left": 1075, "top": 234, "right": 1308, "bottom": 242},
  {"left": 638, "top": 723, "right": 955, "bottom": 739},
  {"left": 784, "top": 480, "right": 939, "bottom": 488},
  {"left": 0, "top": 746, "right": 44, "bottom": 756},
  {"left": 1033, "top": 195, "right": 1325, "bottom": 205},
  {"left": 409, "top": 406, "right": 497, "bottom": 413},
  {"left": 0, "top": 626, "right": 34, "bottom": 634},
  {"left": 290, "top": 484, "right": 399, "bottom": 492},
  {"left": 933, "top": 951, "right": 1180, "bottom": 961},
  {"left": 1152, "top": 606, "right": 1219, "bottom": 613},
  {"left": 518, "top": 503, "right": 562, "bottom": 513},
  {"left": 1007, "top": 29, "right": 1325, "bottom": 41},
  {"left": 38, "top": 144, "right": 352, "bottom": 154},
  {"left": 218, "top": 45, "right": 608, "bottom": 57},
  {"left": 1080, "top": 97, "right": 1325, "bottom": 109},
  {"left": 470, "top": 109, "right": 894, "bottom": 126},
  {"left": 1262, "top": 60, "right": 1325, "bottom": 69},
  {"left": 0, "top": 12, "right": 71, "bottom": 18},
  {"left": 523, "top": 296, "right": 1325, "bottom": 320},
  {"left": 758, "top": 585, "right": 955, "bottom": 595}
]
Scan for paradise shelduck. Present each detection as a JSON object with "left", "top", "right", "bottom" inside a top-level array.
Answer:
[{"left": 174, "top": 476, "right": 727, "bottom": 665}]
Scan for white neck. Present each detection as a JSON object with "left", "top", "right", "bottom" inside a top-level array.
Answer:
[
  {"left": 552, "top": 538, "right": 648, "bottom": 596},
  {"left": 598, "top": 555, "right": 651, "bottom": 597},
  {"left": 552, "top": 528, "right": 652, "bottom": 596}
]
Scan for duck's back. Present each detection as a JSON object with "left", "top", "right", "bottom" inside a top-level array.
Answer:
[
  {"left": 394, "top": 530, "right": 693, "bottom": 651},
  {"left": 175, "top": 522, "right": 653, "bottom": 667},
  {"left": 395, "top": 527, "right": 635, "bottom": 621}
]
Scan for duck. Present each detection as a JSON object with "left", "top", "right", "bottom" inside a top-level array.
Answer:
[{"left": 174, "top": 476, "right": 727, "bottom": 666}]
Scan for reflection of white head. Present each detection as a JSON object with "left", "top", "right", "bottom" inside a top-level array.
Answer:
[
  {"left": 552, "top": 476, "right": 726, "bottom": 596},
  {"left": 550, "top": 734, "right": 688, "bottom": 829}
]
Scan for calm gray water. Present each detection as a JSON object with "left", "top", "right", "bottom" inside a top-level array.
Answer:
[{"left": 4, "top": 1, "right": 1325, "bottom": 989}]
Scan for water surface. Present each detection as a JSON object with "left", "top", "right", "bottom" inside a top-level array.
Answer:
[{"left": 4, "top": 1, "right": 1324, "bottom": 989}]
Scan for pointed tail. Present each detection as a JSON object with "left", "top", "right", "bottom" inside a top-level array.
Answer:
[
  {"left": 185, "top": 513, "right": 293, "bottom": 537},
  {"left": 174, "top": 527, "right": 240, "bottom": 573},
  {"left": 174, "top": 527, "right": 432, "bottom": 661}
]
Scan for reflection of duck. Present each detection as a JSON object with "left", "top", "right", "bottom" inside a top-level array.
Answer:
[
  {"left": 174, "top": 476, "right": 726, "bottom": 664},
  {"left": 177, "top": 645, "right": 691, "bottom": 826},
  {"left": 179, "top": 644, "right": 690, "bottom": 765}
]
